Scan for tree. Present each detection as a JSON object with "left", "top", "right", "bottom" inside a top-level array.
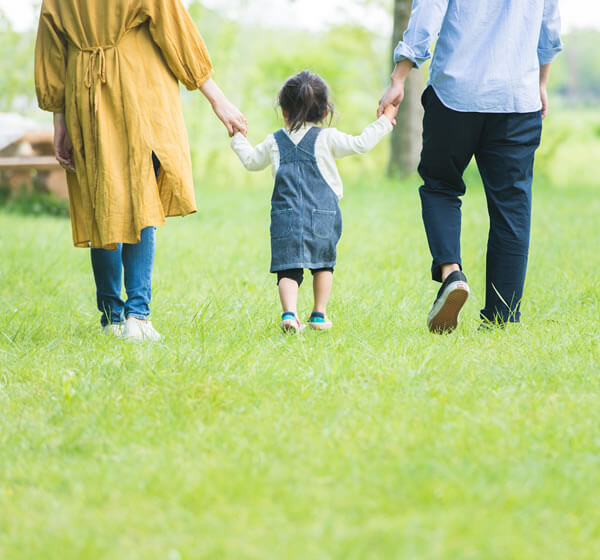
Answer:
[
  {"left": 0, "top": 10, "right": 36, "bottom": 113},
  {"left": 387, "top": 0, "right": 423, "bottom": 177}
]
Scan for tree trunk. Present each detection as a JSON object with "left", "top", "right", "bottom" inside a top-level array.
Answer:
[{"left": 387, "top": 0, "right": 424, "bottom": 177}]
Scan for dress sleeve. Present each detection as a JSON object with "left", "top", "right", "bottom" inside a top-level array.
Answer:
[
  {"left": 327, "top": 116, "right": 393, "bottom": 160},
  {"left": 144, "top": 0, "right": 214, "bottom": 90},
  {"left": 34, "top": 4, "right": 68, "bottom": 113},
  {"left": 393, "top": 0, "right": 450, "bottom": 68},
  {"left": 230, "top": 133, "right": 274, "bottom": 171},
  {"left": 538, "top": 0, "right": 563, "bottom": 66}
]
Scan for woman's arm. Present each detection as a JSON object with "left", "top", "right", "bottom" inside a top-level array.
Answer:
[
  {"left": 144, "top": 0, "right": 246, "bottom": 136},
  {"left": 34, "top": 7, "right": 67, "bottom": 113},
  {"left": 200, "top": 79, "right": 248, "bottom": 137}
]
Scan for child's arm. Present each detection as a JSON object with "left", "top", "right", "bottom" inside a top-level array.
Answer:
[
  {"left": 328, "top": 114, "right": 395, "bottom": 159},
  {"left": 230, "top": 132, "right": 273, "bottom": 171}
]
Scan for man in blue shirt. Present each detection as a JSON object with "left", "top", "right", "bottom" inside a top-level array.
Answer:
[{"left": 379, "top": 0, "right": 562, "bottom": 333}]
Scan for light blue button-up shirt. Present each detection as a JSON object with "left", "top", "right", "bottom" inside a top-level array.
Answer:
[{"left": 394, "top": 0, "right": 563, "bottom": 113}]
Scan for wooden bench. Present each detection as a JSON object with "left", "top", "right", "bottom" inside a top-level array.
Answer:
[{"left": 0, "top": 135, "right": 68, "bottom": 200}]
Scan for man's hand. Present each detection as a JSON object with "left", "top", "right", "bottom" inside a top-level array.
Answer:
[
  {"left": 539, "top": 63, "right": 552, "bottom": 120},
  {"left": 377, "top": 58, "right": 414, "bottom": 119},
  {"left": 378, "top": 81, "right": 405, "bottom": 119},
  {"left": 53, "top": 112, "right": 75, "bottom": 171},
  {"left": 540, "top": 85, "right": 549, "bottom": 120}
]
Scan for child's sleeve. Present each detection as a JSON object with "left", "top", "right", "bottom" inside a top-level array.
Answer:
[
  {"left": 328, "top": 116, "right": 393, "bottom": 159},
  {"left": 230, "top": 132, "right": 274, "bottom": 171}
]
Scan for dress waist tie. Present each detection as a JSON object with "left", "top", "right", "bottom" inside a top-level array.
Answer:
[{"left": 81, "top": 44, "right": 116, "bottom": 210}]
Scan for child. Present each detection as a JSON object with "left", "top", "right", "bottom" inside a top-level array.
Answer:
[{"left": 231, "top": 71, "right": 397, "bottom": 333}]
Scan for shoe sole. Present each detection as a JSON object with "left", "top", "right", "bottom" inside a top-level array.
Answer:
[
  {"left": 427, "top": 281, "right": 470, "bottom": 334},
  {"left": 121, "top": 331, "right": 161, "bottom": 342},
  {"left": 308, "top": 322, "right": 332, "bottom": 331},
  {"left": 281, "top": 320, "right": 303, "bottom": 334}
]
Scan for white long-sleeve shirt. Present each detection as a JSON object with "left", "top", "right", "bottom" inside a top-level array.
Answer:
[{"left": 230, "top": 115, "right": 393, "bottom": 199}]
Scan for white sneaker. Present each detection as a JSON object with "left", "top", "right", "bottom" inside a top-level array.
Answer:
[
  {"left": 103, "top": 323, "right": 124, "bottom": 337},
  {"left": 122, "top": 317, "right": 161, "bottom": 342}
]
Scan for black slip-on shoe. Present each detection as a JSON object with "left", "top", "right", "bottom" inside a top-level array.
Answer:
[{"left": 427, "top": 270, "right": 470, "bottom": 334}]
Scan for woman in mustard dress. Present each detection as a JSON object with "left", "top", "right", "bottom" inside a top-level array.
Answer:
[{"left": 34, "top": 0, "right": 247, "bottom": 340}]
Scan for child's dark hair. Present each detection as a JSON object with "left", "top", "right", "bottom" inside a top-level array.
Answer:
[{"left": 278, "top": 71, "right": 334, "bottom": 133}]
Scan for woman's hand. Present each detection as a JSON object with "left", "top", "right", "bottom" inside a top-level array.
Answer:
[
  {"left": 53, "top": 112, "right": 75, "bottom": 171},
  {"left": 199, "top": 78, "right": 248, "bottom": 137},
  {"left": 212, "top": 97, "right": 248, "bottom": 137}
]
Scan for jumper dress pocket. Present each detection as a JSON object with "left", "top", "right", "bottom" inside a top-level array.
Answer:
[
  {"left": 270, "top": 208, "right": 293, "bottom": 240},
  {"left": 312, "top": 209, "right": 336, "bottom": 239}
]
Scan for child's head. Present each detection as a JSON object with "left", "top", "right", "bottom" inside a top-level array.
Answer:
[{"left": 278, "top": 71, "right": 334, "bottom": 132}]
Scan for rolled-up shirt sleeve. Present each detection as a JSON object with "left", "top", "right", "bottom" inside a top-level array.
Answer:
[
  {"left": 538, "top": 0, "right": 563, "bottom": 66},
  {"left": 393, "top": 0, "right": 450, "bottom": 68}
]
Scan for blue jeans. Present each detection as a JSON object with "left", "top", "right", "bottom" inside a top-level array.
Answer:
[
  {"left": 91, "top": 226, "right": 156, "bottom": 326},
  {"left": 418, "top": 87, "right": 542, "bottom": 323}
]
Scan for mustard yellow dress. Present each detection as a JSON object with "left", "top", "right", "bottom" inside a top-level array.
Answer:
[{"left": 34, "top": 0, "right": 214, "bottom": 249}]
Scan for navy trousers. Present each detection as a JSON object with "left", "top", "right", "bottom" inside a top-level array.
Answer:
[{"left": 418, "top": 87, "right": 542, "bottom": 323}]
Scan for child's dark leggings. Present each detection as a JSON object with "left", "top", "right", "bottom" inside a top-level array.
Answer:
[{"left": 277, "top": 268, "right": 333, "bottom": 287}]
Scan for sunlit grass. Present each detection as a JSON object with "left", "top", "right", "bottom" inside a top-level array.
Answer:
[{"left": 0, "top": 171, "right": 598, "bottom": 559}]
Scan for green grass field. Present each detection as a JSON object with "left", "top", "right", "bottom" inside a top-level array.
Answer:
[{"left": 1, "top": 148, "right": 599, "bottom": 558}]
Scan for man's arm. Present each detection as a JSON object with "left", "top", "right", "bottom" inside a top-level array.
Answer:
[
  {"left": 393, "top": 0, "right": 450, "bottom": 69},
  {"left": 537, "top": 1, "right": 562, "bottom": 120},
  {"left": 377, "top": 59, "right": 414, "bottom": 117},
  {"left": 378, "top": 0, "right": 450, "bottom": 116},
  {"left": 538, "top": 0, "right": 563, "bottom": 67}
]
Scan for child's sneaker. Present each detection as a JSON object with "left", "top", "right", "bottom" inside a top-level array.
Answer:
[
  {"left": 308, "top": 311, "right": 333, "bottom": 331},
  {"left": 122, "top": 317, "right": 162, "bottom": 341},
  {"left": 280, "top": 312, "right": 304, "bottom": 334},
  {"left": 427, "top": 270, "right": 470, "bottom": 333}
]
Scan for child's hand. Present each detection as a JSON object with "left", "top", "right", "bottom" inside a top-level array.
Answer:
[
  {"left": 383, "top": 103, "right": 398, "bottom": 126},
  {"left": 232, "top": 123, "right": 248, "bottom": 137}
]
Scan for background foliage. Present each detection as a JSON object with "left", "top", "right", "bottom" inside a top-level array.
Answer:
[
  {"left": 1, "top": 2, "right": 599, "bottom": 193},
  {"left": 1, "top": 4, "right": 599, "bottom": 558}
]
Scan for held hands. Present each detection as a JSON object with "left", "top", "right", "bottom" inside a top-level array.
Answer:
[
  {"left": 377, "top": 80, "right": 404, "bottom": 123},
  {"left": 212, "top": 96, "right": 248, "bottom": 137},
  {"left": 53, "top": 113, "right": 75, "bottom": 171},
  {"left": 382, "top": 102, "right": 399, "bottom": 125},
  {"left": 377, "top": 59, "right": 414, "bottom": 124}
]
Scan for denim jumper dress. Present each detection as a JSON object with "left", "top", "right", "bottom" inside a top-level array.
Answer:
[{"left": 270, "top": 127, "right": 343, "bottom": 273}]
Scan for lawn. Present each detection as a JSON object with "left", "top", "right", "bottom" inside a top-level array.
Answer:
[{"left": 0, "top": 158, "right": 599, "bottom": 557}]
